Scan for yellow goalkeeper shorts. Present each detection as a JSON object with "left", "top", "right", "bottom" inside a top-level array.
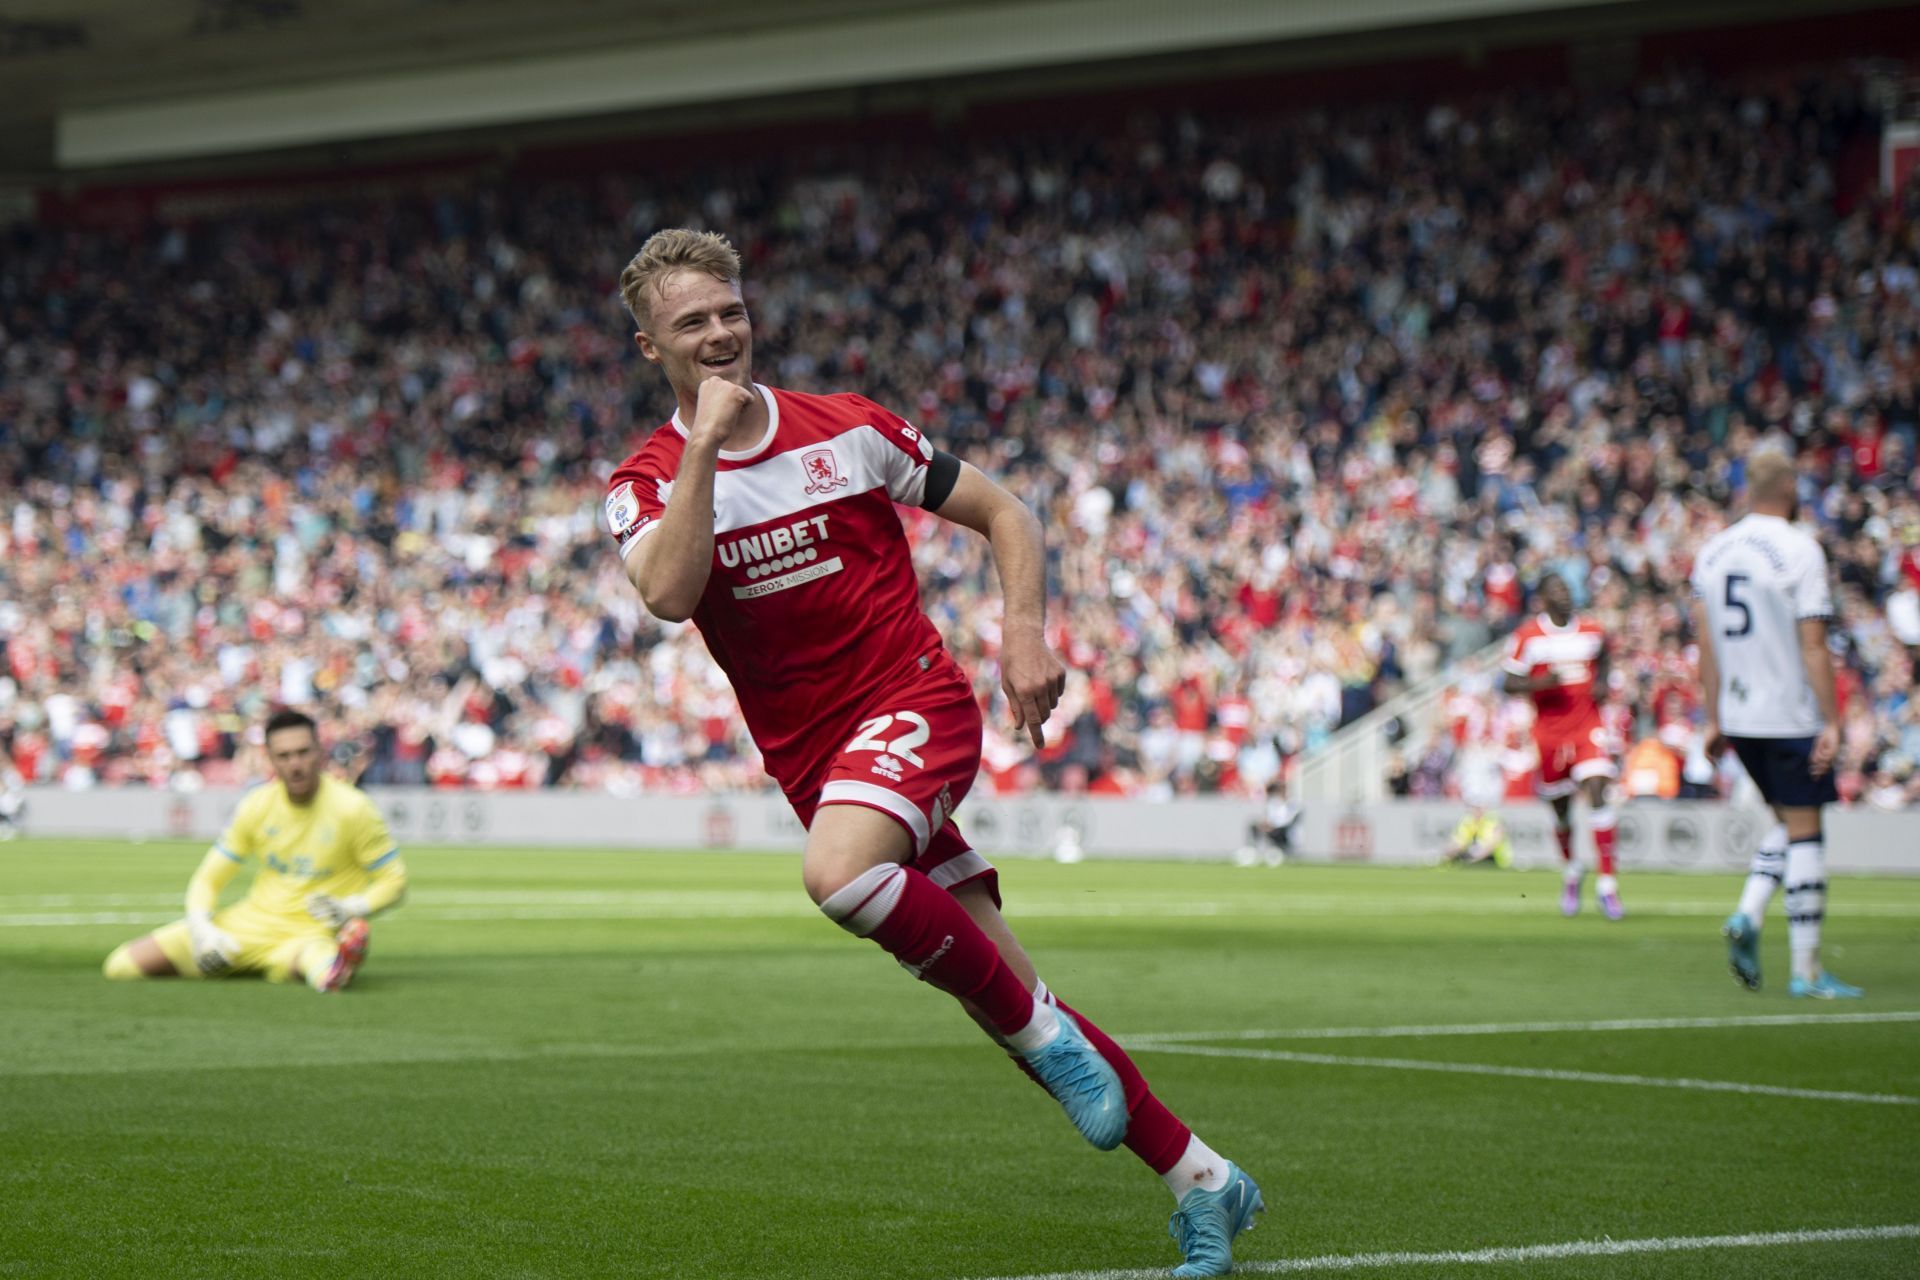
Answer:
[{"left": 150, "top": 904, "right": 333, "bottom": 983}]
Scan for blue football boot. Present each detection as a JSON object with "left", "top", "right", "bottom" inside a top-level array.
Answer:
[
  {"left": 1020, "top": 1008, "right": 1127, "bottom": 1150},
  {"left": 1169, "top": 1162, "right": 1265, "bottom": 1277},
  {"left": 1788, "top": 972, "right": 1864, "bottom": 999},
  {"left": 1722, "top": 913, "right": 1761, "bottom": 991}
]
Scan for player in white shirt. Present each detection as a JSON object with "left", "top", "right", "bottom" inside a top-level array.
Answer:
[{"left": 1690, "top": 451, "right": 1861, "bottom": 999}]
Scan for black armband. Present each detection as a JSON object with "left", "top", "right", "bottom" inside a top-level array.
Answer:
[{"left": 922, "top": 448, "right": 962, "bottom": 510}]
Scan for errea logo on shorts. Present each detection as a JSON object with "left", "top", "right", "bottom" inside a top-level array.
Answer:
[{"left": 719, "top": 513, "right": 846, "bottom": 599}]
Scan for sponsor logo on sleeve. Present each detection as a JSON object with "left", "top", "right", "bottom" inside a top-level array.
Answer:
[
  {"left": 900, "top": 422, "right": 933, "bottom": 461},
  {"left": 605, "top": 481, "right": 642, "bottom": 536}
]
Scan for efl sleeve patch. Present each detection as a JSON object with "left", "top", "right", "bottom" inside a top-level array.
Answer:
[
  {"left": 605, "top": 481, "right": 643, "bottom": 536},
  {"left": 604, "top": 472, "right": 667, "bottom": 561}
]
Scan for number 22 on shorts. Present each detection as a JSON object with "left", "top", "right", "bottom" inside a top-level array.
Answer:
[{"left": 847, "top": 712, "right": 930, "bottom": 767}]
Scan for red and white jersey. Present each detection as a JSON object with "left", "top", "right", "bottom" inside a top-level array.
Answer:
[
  {"left": 1501, "top": 613, "right": 1607, "bottom": 742},
  {"left": 604, "top": 383, "right": 947, "bottom": 790}
]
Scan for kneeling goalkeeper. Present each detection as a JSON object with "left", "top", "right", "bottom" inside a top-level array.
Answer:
[{"left": 104, "top": 709, "right": 407, "bottom": 993}]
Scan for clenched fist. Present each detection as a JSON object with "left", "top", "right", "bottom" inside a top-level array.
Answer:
[{"left": 689, "top": 376, "right": 756, "bottom": 448}]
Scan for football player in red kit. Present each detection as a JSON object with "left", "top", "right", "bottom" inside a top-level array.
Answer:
[
  {"left": 602, "top": 229, "right": 1260, "bottom": 1277},
  {"left": 1501, "top": 574, "right": 1625, "bottom": 919}
]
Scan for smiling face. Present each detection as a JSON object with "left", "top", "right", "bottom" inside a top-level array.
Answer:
[{"left": 634, "top": 269, "right": 753, "bottom": 402}]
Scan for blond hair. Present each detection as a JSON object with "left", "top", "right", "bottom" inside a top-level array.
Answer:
[
  {"left": 1745, "top": 447, "right": 1797, "bottom": 506},
  {"left": 619, "top": 228, "right": 742, "bottom": 327}
]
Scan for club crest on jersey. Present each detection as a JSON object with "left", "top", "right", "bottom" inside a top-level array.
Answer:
[{"left": 801, "top": 448, "right": 849, "bottom": 495}]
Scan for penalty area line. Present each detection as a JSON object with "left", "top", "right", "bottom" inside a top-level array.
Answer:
[
  {"left": 975, "top": 1222, "right": 1920, "bottom": 1280},
  {"left": 1133, "top": 1043, "right": 1919, "bottom": 1106}
]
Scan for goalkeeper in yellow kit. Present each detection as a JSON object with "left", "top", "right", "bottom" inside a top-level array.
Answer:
[{"left": 103, "top": 710, "right": 407, "bottom": 992}]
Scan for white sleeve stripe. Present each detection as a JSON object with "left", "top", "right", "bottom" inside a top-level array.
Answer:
[
  {"left": 618, "top": 521, "right": 662, "bottom": 561},
  {"left": 890, "top": 462, "right": 929, "bottom": 507}
]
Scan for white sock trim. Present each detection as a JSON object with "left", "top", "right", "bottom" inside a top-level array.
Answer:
[
  {"left": 1004, "top": 1000, "right": 1060, "bottom": 1054},
  {"left": 1590, "top": 807, "right": 1617, "bottom": 832},
  {"left": 1784, "top": 839, "right": 1826, "bottom": 975},
  {"left": 1163, "top": 1134, "right": 1231, "bottom": 1199},
  {"left": 1736, "top": 873, "right": 1778, "bottom": 925},
  {"left": 819, "top": 862, "right": 907, "bottom": 937}
]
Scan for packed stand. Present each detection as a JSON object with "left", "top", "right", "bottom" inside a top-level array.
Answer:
[{"left": 1, "top": 65, "right": 1917, "bottom": 808}]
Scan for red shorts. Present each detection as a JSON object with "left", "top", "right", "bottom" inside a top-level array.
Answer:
[
  {"left": 1536, "top": 724, "right": 1617, "bottom": 798},
  {"left": 789, "top": 655, "right": 998, "bottom": 904}
]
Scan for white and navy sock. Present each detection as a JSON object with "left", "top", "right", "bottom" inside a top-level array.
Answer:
[
  {"left": 1784, "top": 837, "right": 1827, "bottom": 983},
  {"left": 1736, "top": 822, "right": 1787, "bottom": 924}
]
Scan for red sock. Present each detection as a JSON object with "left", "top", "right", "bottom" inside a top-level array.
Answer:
[
  {"left": 1591, "top": 808, "right": 1617, "bottom": 877},
  {"left": 1554, "top": 824, "right": 1574, "bottom": 864},
  {"left": 1048, "top": 995, "right": 1192, "bottom": 1174},
  {"left": 825, "top": 864, "right": 1037, "bottom": 1038}
]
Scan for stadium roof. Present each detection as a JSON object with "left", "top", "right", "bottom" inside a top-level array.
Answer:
[{"left": 1, "top": 0, "right": 1896, "bottom": 180}]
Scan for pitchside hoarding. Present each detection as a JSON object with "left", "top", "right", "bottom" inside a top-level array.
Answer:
[{"left": 18, "top": 787, "right": 1916, "bottom": 875}]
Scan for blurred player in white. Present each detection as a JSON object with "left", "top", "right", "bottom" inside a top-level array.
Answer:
[
  {"left": 1501, "top": 573, "right": 1624, "bottom": 919},
  {"left": 102, "top": 710, "right": 407, "bottom": 993},
  {"left": 604, "top": 230, "right": 1258, "bottom": 1276},
  {"left": 1237, "top": 779, "right": 1298, "bottom": 866},
  {"left": 1692, "top": 451, "right": 1861, "bottom": 999}
]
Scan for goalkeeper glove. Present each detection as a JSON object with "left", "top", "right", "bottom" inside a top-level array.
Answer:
[
  {"left": 305, "top": 893, "right": 370, "bottom": 929},
  {"left": 186, "top": 911, "right": 239, "bottom": 975}
]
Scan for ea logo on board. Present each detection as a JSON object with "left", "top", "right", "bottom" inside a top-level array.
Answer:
[
  {"left": 1616, "top": 810, "right": 1645, "bottom": 858},
  {"left": 1334, "top": 810, "right": 1372, "bottom": 860},
  {"left": 704, "top": 805, "right": 735, "bottom": 848},
  {"left": 1665, "top": 814, "right": 1704, "bottom": 864},
  {"left": 1721, "top": 809, "right": 1762, "bottom": 868}
]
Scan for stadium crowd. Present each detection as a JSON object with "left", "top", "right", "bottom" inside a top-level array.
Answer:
[{"left": 2, "top": 64, "right": 1918, "bottom": 809}]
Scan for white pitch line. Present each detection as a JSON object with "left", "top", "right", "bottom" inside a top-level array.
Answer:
[
  {"left": 974, "top": 1223, "right": 1920, "bottom": 1280},
  {"left": 1123, "top": 1010, "right": 1920, "bottom": 1044},
  {"left": 8, "top": 893, "right": 1920, "bottom": 922},
  {"left": 1135, "top": 1043, "right": 1919, "bottom": 1106},
  {"left": 0, "top": 911, "right": 181, "bottom": 927}
]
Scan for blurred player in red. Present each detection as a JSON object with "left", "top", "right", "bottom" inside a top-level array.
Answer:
[
  {"left": 1500, "top": 573, "right": 1625, "bottom": 920},
  {"left": 602, "top": 229, "right": 1259, "bottom": 1277}
]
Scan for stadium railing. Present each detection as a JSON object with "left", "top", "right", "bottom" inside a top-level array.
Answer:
[{"left": 1296, "top": 639, "right": 1506, "bottom": 809}]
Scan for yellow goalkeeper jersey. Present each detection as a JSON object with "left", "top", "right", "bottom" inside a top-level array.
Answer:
[{"left": 216, "top": 774, "right": 400, "bottom": 922}]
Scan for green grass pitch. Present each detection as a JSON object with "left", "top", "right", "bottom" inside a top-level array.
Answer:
[{"left": 2, "top": 840, "right": 1916, "bottom": 1279}]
